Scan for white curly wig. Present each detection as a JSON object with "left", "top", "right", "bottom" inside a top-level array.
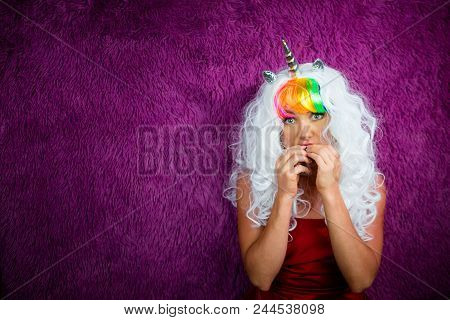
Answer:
[{"left": 223, "top": 61, "right": 385, "bottom": 242}]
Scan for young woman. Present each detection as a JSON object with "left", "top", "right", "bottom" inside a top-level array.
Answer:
[{"left": 223, "top": 39, "right": 387, "bottom": 299}]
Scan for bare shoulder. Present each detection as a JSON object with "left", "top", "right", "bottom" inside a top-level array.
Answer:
[
  {"left": 236, "top": 171, "right": 264, "bottom": 264},
  {"left": 375, "top": 173, "right": 387, "bottom": 195},
  {"left": 373, "top": 173, "right": 387, "bottom": 219}
]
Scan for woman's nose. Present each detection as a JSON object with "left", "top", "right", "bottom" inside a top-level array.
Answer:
[{"left": 297, "top": 122, "right": 314, "bottom": 139}]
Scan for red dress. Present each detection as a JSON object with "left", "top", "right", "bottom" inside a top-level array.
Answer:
[{"left": 242, "top": 218, "right": 368, "bottom": 300}]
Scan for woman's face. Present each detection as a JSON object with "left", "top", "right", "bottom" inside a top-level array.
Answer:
[
  {"left": 280, "top": 109, "right": 331, "bottom": 148},
  {"left": 280, "top": 109, "right": 332, "bottom": 178}
]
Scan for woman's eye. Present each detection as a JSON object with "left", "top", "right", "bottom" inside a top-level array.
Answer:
[
  {"left": 283, "top": 118, "right": 295, "bottom": 124},
  {"left": 312, "top": 113, "right": 325, "bottom": 120}
]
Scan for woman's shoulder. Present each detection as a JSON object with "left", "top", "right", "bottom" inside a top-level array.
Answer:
[
  {"left": 375, "top": 173, "right": 387, "bottom": 194},
  {"left": 373, "top": 173, "right": 387, "bottom": 223}
]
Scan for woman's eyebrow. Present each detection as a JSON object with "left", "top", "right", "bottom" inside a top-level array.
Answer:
[
  {"left": 283, "top": 108, "right": 295, "bottom": 115},
  {"left": 285, "top": 109, "right": 312, "bottom": 115}
]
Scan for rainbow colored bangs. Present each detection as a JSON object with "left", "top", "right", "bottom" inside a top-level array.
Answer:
[{"left": 274, "top": 77, "right": 328, "bottom": 119}]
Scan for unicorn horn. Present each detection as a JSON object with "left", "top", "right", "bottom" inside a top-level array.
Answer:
[{"left": 281, "top": 38, "right": 299, "bottom": 78}]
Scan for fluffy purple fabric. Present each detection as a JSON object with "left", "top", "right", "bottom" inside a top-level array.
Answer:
[{"left": 0, "top": 0, "right": 448, "bottom": 299}]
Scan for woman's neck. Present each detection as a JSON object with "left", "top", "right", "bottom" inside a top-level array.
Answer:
[{"left": 297, "top": 181, "right": 323, "bottom": 217}]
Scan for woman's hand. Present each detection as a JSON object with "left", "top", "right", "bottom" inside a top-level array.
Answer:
[
  {"left": 275, "top": 145, "right": 312, "bottom": 198},
  {"left": 305, "top": 144, "right": 341, "bottom": 194}
]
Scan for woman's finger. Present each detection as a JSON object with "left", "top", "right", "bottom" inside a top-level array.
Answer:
[
  {"left": 281, "top": 147, "right": 308, "bottom": 166},
  {"left": 294, "top": 164, "right": 311, "bottom": 175},
  {"left": 285, "top": 156, "right": 310, "bottom": 175},
  {"left": 283, "top": 145, "right": 306, "bottom": 155},
  {"left": 306, "top": 152, "right": 326, "bottom": 168},
  {"left": 319, "top": 148, "right": 334, "bottom": 165},
  {"left": 328, "top": 145, "right": 340, "bottom": 158},
  {"left": 285, "top": 151, "right": 311, "bottom": 167}
]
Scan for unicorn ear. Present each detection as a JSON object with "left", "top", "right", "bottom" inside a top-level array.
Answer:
[
  {"left": 312, "top": 58, "right": 325, "bottom": 70},
  {"left": 262, "top": 70, "right": 277, "bottom": 83}
]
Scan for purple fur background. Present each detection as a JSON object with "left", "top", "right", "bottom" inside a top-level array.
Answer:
[{"left": 0, "top": 0, "right": 448, "bottom": 299}]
